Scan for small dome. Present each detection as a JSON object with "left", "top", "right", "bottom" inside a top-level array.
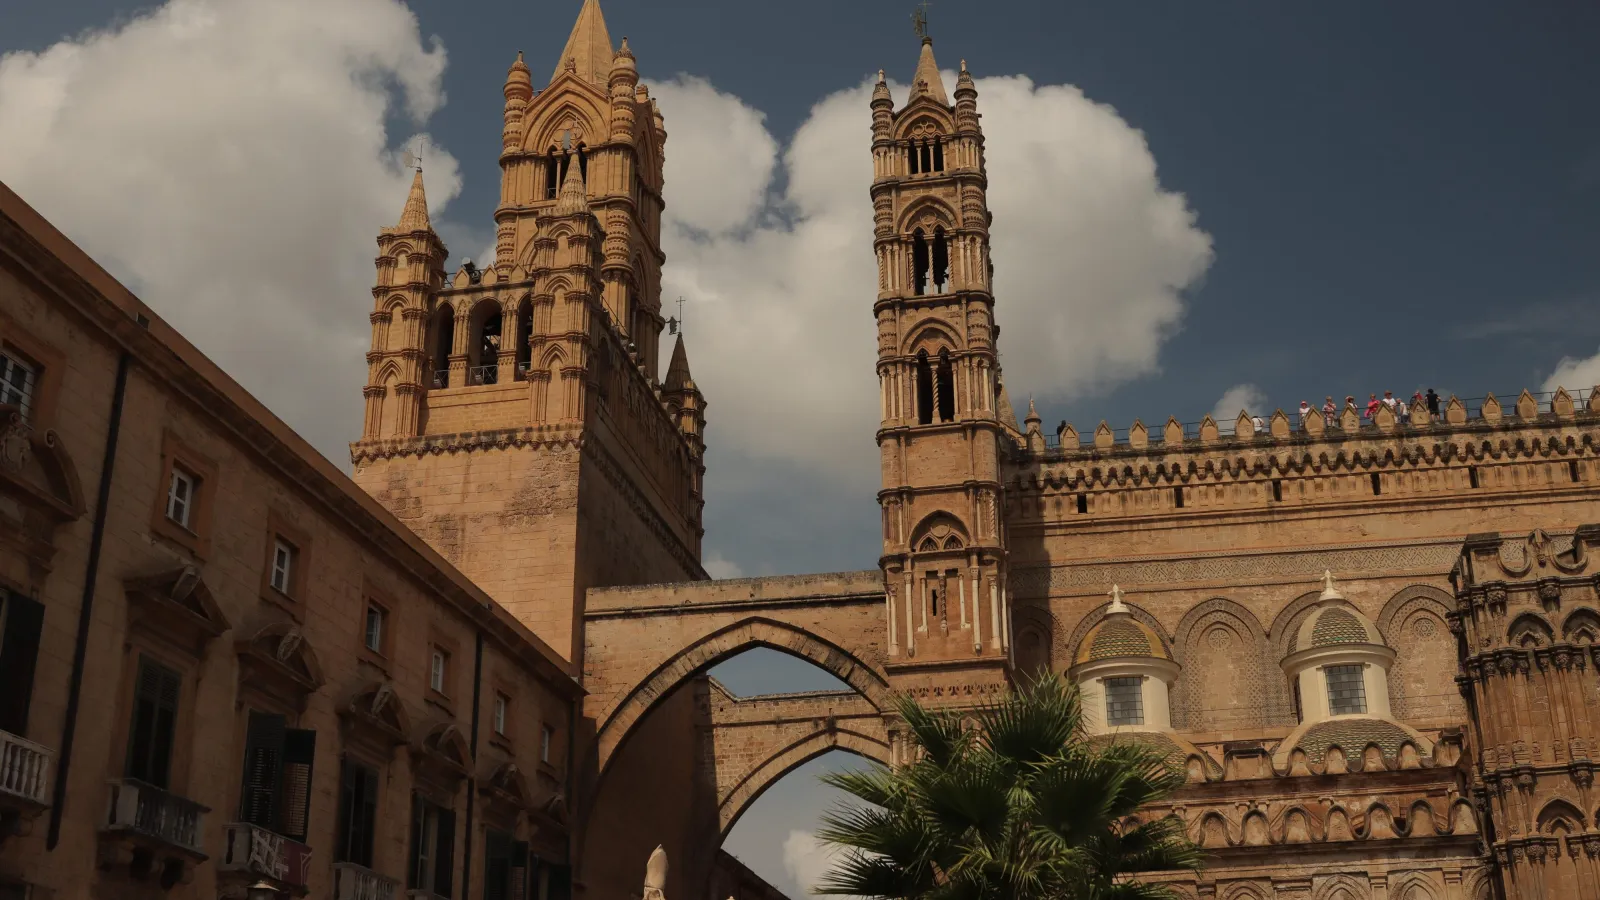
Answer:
[
  {"left": 1295, "top": 602, "right": 1383, "bottom": 651},
  {"left": 1289, "top": 717, "right": 1424, "bottom": 767},
  {"left": 1076, "top": 616, "right": 1170, "bottom": 665}
]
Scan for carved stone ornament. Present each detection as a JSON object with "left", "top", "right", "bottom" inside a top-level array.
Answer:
[
  {"left": 0, "top": 411, "right": 31, "bottom": 472},
  {"left": 275, "top": 629, "right": 304, "bottom": 664}
]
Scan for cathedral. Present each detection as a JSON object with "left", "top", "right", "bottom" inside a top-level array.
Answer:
[
  {"left": 346, "top": 1, "right": 1600, "bottom": 897},
  {"left": 1, "top": 1, "right": 1599, "bottom": 900}
]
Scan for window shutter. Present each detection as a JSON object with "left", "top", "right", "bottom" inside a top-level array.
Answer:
[
  {"left": 510, "top": 841, "right": 530, "bottom": 900},
  {"left": 238, "top": 711, "right": 287, "bottom": 828},
  {"left": 359, "top": 763, "right": 379, "bottom": 867},
  {"left": 278, "top": 728, "right": 316, "bottom": 840},
  {"left": 434, "top": 806, "right": 456, "bottom": 898},
  {"left": 484, "top": 830, "right": 511, "bottom": 900},
  {"left": 0, "top": 593, "right": 45, "bottom": 736},
  {"left": 547, "top": 864, "right": 572, "bottom": 900},
  {"left": 127, "top": 658, "right": 181, "bottom": 789},
  {"left": 408, "top": 793, "right": 425, "bottom": 890},
  {"left": 336, "top": 760, "right": 357, "bottom": 863}
]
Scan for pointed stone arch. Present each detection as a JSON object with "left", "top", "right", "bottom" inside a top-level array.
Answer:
[
  {"left": 524, "top": 96, "right": 608, "bottom": 153},
  {"left": 892, "top": 109, "right": 955, "bottom": 141},
  {"left": 716, "top": 726, "right": 889, "bottom": 839},
  {"left": 901, "top": 317, "right": 962, "bottom": 355},
  {"left": 1377, "top": 584, "right": 1462, "bottom": 721},
  {"left": 895, "top": 196, "right": 958, "bottom": 236},
  {"left": 1168, "top": 597, "right": 1266, "bottom": 729},
  {"left": 593, "top": 616, "right": 892, "bottom": 774},
  {"left": 1508, "top": 611, "right": 1554, "bottom": 648}
]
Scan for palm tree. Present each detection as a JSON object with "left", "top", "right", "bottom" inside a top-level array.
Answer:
[{"left": 814, "top": 672, "right": 1201, "bottom": 899}]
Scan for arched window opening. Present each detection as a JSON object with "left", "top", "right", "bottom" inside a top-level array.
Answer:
[
  {"left": 931, "top": 226, "right": 949, "bottom": 293},
  {"left": 915, "top": 350, "right": 934, "bottom": 425},
  {"left": 545, "top": 148, "right": 560, "bottom": 199},
  {"left": 429, "top": 304, "right": 454, "bottom": 389},
  {"left": 514, "top": 300, "right": 533, "bottom": 380},
  {"left": 577, "top": 143, "right": 588, "bottom": 183},
  {"left": 919, "top": 142, "right": 933, "bottom": 174},
  {"left": 929, "top": 587, "right": 940, "bottom": 618},
  {"left": 470, "top": 303, "right": 501, "bottom": 385},
  {"left": 906, "top": 144, "right": 919, "bottom": 175},
  {"left": 912, "top": 228, "right": 929, "bottom": 296},
  {"left": 936, "top": 349, "right": 955, "bottom": 422},
  {"left": 932, "top": 139, "right": 944, "bottom": 172}
]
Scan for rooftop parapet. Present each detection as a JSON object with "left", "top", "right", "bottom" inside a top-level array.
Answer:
[{"left": 1027, "top": 387, "right": 1599, "bottom": 458}]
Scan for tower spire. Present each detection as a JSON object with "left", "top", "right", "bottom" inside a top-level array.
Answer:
[
  {"left": 552, "top": 0, "right": 615, "bottom": 86},
  {"left": 396, "top": 168, "right": 432, "bottom": 232},
  {"left": 553, "top": 155, "right": 590, "bottom": 215},
  {"left": 910, "top": 37, "right": 949, "bottom": 105}
]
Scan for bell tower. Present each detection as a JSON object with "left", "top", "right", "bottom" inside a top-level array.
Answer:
[
  {"left": 872, "top": 39, "right": 1012, "bottom": 682},
  {"left": 350, "top": 0, "right": 705, "bottom": 664}
]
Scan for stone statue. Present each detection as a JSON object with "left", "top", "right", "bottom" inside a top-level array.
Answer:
[{"left": 642, "top": 845, "right": 667, "bottom": 900}]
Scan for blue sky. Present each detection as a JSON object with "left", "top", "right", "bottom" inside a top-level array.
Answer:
[{"left": 3, "top": 0, "right": 1598, "bottom": 895}]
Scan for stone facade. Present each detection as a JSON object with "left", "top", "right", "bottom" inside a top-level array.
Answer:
[{"left": 0, "top": 181, "right": 581, "bottom": 899}]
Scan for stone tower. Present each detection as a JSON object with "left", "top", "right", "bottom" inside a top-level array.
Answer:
[
  {"left": 350, "top": 0, "right": 706, "bottom": 663},
  {"left": 872, "top": 40, "right": 1011, "bottom": 687}
]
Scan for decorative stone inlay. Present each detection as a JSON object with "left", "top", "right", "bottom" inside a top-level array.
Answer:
[
  {"left": 1090, "top": 619, "right": 1152, "bottom": 659},
  {"left": 1293, "top": 718, "right": 1415, "bottom": 766},
  {"left": 1311, "top": 609, "right": 1368, "bottom": 647}
]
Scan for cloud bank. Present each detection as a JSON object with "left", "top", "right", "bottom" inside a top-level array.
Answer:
[
  {"left": 0, "top": 0, "right": 460, "bottom": 463},
  {"left": 1543, "top": 349, "right": 1600, "bottom": 398}
]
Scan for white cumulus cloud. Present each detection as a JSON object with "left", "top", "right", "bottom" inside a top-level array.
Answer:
[
  {"left": 1211, "top": 383, "right": 1267, "bottom": 426},
  {"left": 781, "top": 829, "right": 844, "bottom": 896},
  {"left": 0, "top": 0, "right": 460, "bottom": 463},
  {"left": 652, "top": 71, "right": 1212, "bottom": 497},
  {"left": 1543, "top": 348, "right": 1600, "bottom": 401}
]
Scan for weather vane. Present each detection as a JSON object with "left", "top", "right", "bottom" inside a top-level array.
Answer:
[
  {"left": 911, "top": 0, "right": 931, "bottom": 40},
  {"left": 409, "top": 138, "right": 424, "bottom": 172}
]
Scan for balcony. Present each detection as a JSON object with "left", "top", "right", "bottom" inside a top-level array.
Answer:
[
  {"left": 99, "top": 778, "right": 209, "bottom": 888},
  {"left": 332, "top": 861, "right": 400, "bottom": 900},
  {"left": 0, "top": 730, "right": 52, "bottom": 823},
  {"left": 219, "top": 822, "right": 312, "bottom": 896}
]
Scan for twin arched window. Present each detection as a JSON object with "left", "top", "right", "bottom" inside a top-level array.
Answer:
[
  {"left": 907, "top": 138, "right": 944, "bottom": 175},
  {"left": 543, "top": 143, "right": 589, "bottom": 198},
  {"left": 912, "top": 227, "right": 949, "bottom": 295},
  {"left": 915, "top": 349, "right": 956, "bottom": 424}
]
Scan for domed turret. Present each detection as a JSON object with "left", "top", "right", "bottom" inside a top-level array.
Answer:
[
  {"left": 1071, "top": 586, "right": 1180, "bottom": 734},
  {"left": 1282, "top": 572, "right": 1395, "bottom": 724}
]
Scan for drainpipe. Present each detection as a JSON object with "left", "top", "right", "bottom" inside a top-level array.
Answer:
[
  {"left": 461, "top": 627, "right": 484, "bottom": 899},
  {"left": 567, "top": 687, "right": 579, "bottom": 891},
  {"left": 47, "top": 350, "right": 130, "bottom": 849}
]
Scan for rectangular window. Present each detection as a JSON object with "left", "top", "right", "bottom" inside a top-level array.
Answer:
[
  {"left": 430, "top": 648, "right": 448, "bottom": 694},
  {"left": 409, "top": 793, "right": 456, "bottom": 897},
  {"left": 484, "top": 830, "right": 528, "bottom": 900},
  {"left": 540, "top": 725, "right": 554, "bottom": 764},
  {"left": 126, "top": 657, "right": 181, "bottom": 789},
  {"left": 335, "top": 759, "right": 379, "bottom": 867},
  {"left": 166, "top": 467, "right": 196, "bottom": 529},
  {"left": 269, "top": 538, "right": 295, "bottom": 595},
  {"left": 493, "top": 693, "right": 508, "bottom": 737},
  {"left": 1104, "top": 676, "right": 1144, "bottom": 727},
  {"left": 364, "top": 605, "right": 385, "bottom": 654},
  {"left": 238, "top": 711, "right": 317, "bottom": 840},
  {"left": 1326, "top": 664, "right": 1368, "bottom": 716},
  {"left": 0, "top": 591, "right": 46, "bottom": 737},
  {"left": 0, "top": 350, "right": 37, "bottom": 420}
]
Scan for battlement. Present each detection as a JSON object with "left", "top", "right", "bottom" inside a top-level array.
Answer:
[
  {"left": 1003, "top": 387, "right": 1600, "bottom": 530},
  {"left": 1025, "top": 387, "right": 1598, "bottom": 457}
]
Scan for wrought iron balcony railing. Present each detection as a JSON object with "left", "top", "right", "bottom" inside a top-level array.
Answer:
[
  {"left": 0, "top": 729, "right": 52, "bottom": 809},
  {"left": 220, "top": 822, "right": 312, "bottom": 890},
  {"left": 332, "top": 861, "right": 400, "bottom": 900},
  {"left": 104, "top": 778, "right": 207, "bottom": 856},
  {"left": 467, "top": 364, "right": 498, "bottom": 386}
]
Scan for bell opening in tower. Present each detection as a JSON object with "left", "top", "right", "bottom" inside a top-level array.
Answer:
[
  {"left": 936, "top": 349, "right": 955, "bottom": 422},
  {"left": 912, "top": 228, "right": 929, "bottom": 296},
  {"left": 915, "top": 350, "right": 934, "bottom": 425},
  {"left": 932, "top": 226, "right": 949, "bottom": 293}
]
